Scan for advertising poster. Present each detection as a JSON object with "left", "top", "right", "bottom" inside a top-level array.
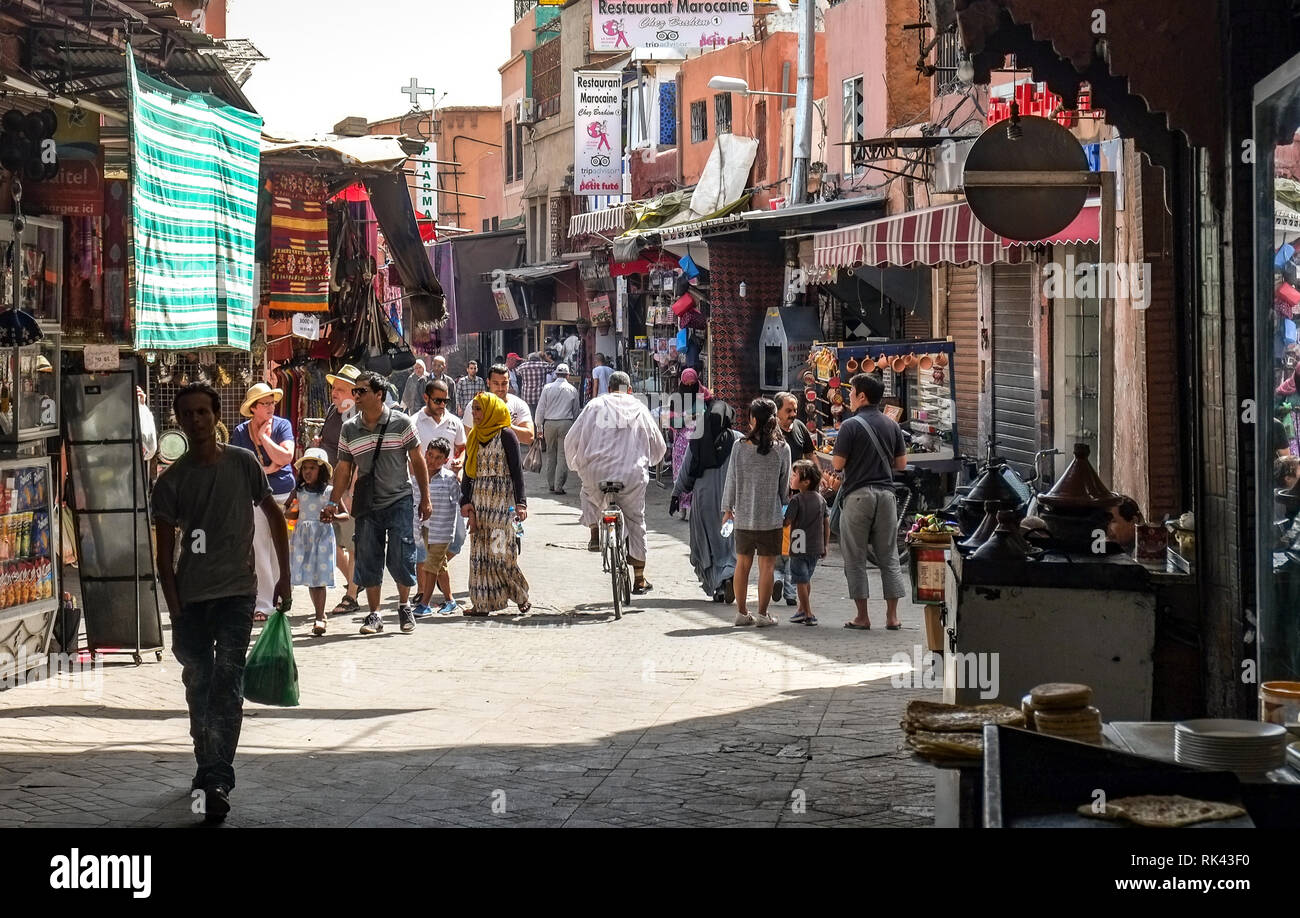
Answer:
[
  {"left": 574, "top": 71, "right": 623, "bottom": 196},
  {"left": 25, "top": 107, "right": 102, "bottom": 217},
  {"left": 591, "top": 0, "right": 753, "bottom": 51}
]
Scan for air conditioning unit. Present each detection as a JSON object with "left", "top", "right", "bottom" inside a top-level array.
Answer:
[{"left": 517, "top": 98, "right": 538, "bottom": 125}]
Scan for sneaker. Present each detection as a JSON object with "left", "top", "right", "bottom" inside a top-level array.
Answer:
[
  {"left": 202, "top": 783, "right": 231, "bottom": 824},
  {"left": 734, "top": 612, "right": 755, "bottom": 626},
  {"left": 412, "top": 603, "right": 436, "bottom": 619},
  {"left": 359, "top": 612, "right": 384, "bottom": 634},
  {"left": 398, "top": 604, "right": 417, "bottom": 633},
  {"left": 785, "top": 596, "right": 798, "bottom": 606},
  {"left": 410, "top": 592, "right": 424, "bottom": 607},
  {"left": 755, "top": 612, "right": 778, "bottom": 628},
  {"left": 436, "top": 600, "right": 460, "bottom": 616}
]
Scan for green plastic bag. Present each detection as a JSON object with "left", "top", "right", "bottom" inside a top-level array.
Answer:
[{"left": 243, "top": 610, "right": 299, "bottom": 706}]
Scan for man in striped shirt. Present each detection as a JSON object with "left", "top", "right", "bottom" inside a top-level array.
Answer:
[
  {"left": 455, "top": 360, "right": 486, "bottom": 414},
  {"left": 323, "top": 372, "right": 432, "bottom": 635}
]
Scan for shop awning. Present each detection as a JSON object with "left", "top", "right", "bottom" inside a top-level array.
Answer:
[
  {"left": 431, "top": 230, "right": 527, "bottom": 335},
  {"left": 504, "top": 262, "right": 576, "bottom": 283},
  {"left": 570, "top": 203, "right": 636, "bottom": 238},
  {"left": 813, "top": 201, "right": 1017, "bottom": 269},
  {"left": 1001, "top": 197, "right": 1100, "bottom": 246}
]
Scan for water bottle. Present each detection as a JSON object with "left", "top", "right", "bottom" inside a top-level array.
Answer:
[
  {"left": 509, "top": 506, "right": 524, "bottom": 541},
  {"left": 721, "top": 519, "right": 734, "bottom": 538}
]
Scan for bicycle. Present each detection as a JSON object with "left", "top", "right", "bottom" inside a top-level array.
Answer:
[{"left": 599, "top": 480, "right": 631, "bottom": 619}]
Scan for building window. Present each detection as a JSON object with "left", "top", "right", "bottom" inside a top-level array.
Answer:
[
  {"left": 754, "top": 100, "right": 767, "bottom": 182},
  {"left": 515, "top": 122, "right": 524, "bottom": 180},
  {"left": 483, "top": 218, "right": 491, "bottom": 232},
  {"left": 690, "top": 100, "right": 708, "bottom": 144},
  {"left": 714, "top": 93, "right": 732, "bottom": 135},
  {"left": 842, "top": 76, "right": 864, "bottom": 174},
  {"left": 505, "top": 120, "right": 515, "bottom": 183},
  {"left": 533, "top": 36, "right": 562, "bottom": 120}
]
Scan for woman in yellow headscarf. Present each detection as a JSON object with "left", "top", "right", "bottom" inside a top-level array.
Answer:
[{"left": 459, "top": 392, "right": 531, "bottom": 615}]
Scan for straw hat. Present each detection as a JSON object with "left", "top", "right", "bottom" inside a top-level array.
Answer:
[
  {"left": 35, "top": 355, "right": 52, "bottom": 373},
  {"left": 293, "top": 447, "right": 333, "bottom": 480},
  {"left": 325, "top": 363, "right": 363, "bottom": 388},
  {"left": 239, "top": 382, "right": 283, "bottom": 418}
]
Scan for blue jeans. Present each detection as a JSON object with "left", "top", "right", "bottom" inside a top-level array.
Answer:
[
  {"left": 170, "top": 596, "right": 256, "bottom": 790},
  {"left": 353, "top": 494, "right": 418, "bottom": 589},
  {"left": 773, "top": 555, "right": 799, "bottom": 601}
]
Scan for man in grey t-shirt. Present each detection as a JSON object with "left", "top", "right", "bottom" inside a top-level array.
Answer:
[
  {"left": 153, "top": 383, "right": 290, "bottom": 824},
  {"left": 832, "top": 373, "right": 908, "bottom": 630}
]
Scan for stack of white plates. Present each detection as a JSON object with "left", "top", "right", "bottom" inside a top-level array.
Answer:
[{"left": 1174, "top": 719, "right": 1287, "bottom": 773}]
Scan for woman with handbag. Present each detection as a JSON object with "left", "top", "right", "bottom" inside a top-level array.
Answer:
[
  {"left": 232, "top": 383, "right": 296, "bottom": 621},
  {"left": 460, "top": 392, "right": 531, "bottom": 616}
]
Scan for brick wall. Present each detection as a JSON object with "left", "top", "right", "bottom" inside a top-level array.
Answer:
[{"left": 706, "top": 240, "right": 786, "bottom": 414}]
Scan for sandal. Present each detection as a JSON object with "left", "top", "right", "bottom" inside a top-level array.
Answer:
[
  {"left": 518, "top": 601, "right": 532, "bottom": 614},
  {"left": 631, "top": 579, "right": 653, "bottom": 595},
  {"left": 331, "top": 595, "right": 360, "bottom": 616},
  {"left": 462, "top": 608, "right": 489, "bottom": 617},
  {"left": 312, "top": 618, "right": 327, "bottom": 636}
]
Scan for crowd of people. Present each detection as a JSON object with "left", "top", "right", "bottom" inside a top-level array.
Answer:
[{"left": 150, "top": 353, "right": 912, "bottom": 823}]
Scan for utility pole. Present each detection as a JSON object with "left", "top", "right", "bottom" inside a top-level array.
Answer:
[{"left": 790, "top": 0, "right": 816, "bottom": 205}]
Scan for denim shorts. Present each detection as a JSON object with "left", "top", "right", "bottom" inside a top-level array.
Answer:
[
  {"left": 353, "top": 494, "right": 417, "bottom": 589},
  {"left": 788, "top": 553, "right": 818, "bottom": 584}
]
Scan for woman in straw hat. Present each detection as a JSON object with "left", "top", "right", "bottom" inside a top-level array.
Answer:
[
  {"left": 284, "top": 448, "right": 338, "bottom": 636},
  {"left": 460, "top": 391, "right": 531, "bottom": 615},
  {"left": 233, "top": 382, "right": 296, "bottom": 620}
]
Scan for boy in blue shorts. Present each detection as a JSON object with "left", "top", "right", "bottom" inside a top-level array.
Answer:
[{"left": 785, "top": 460, "right": 829, "bottom": 625}]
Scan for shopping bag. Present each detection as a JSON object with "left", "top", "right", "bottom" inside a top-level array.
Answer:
[
  {"left": 523, "top": 438, "right": 544, "bottom": 473},
  {"left": 242, "top": 610, "right": 300, "bottom": 706}
]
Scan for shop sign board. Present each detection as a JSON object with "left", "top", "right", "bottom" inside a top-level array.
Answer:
[
  {"left": 590, "top": 1, "right": 752, "bottom": 51},
  {"left": 25, "top": 108, "right": 102, "bottom": 217},
  {"left": 291, "top": 312, "right": 321, "bottom": 340},
  {"left": 574, "top": 71, "right": 623, "bottom": 196}
]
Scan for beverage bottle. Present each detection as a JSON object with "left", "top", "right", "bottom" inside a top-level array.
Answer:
[
  {"left": 721, "top": 519, "right": 734, "bottom": 538},
  {"left": 509, "top": 506, "right": 524, "bottom": 541}
]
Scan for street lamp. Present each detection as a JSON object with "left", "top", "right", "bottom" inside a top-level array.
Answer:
[{"left": 707, "top": 75, "right": 795, "bottom": 98}]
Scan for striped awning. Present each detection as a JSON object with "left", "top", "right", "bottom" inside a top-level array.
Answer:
[
  {"left": 569, "top": 202, "right": 635, "bottom": 238},
  {"left": 812, "top": 201, "right": 1017, "bottom": 269}
]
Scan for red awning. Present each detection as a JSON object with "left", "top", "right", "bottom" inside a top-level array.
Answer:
[
  {"left": 1001, "top": 197, "right": 1100, "bottom": 247},
  {"left": 812, "top": 202, "right": 1018, "bottom": 269}
]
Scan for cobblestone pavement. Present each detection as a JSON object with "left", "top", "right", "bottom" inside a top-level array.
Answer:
[{"left": 0, "top": 469, "right": 940, "bottom": 828}]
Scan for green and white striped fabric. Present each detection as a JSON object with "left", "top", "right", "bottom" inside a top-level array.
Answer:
[{"left": 128, "top": 51, "right": 263, "bottom": 350}]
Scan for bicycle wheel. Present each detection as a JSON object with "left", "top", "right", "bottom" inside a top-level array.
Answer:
[
  {"left": 607, "top": 521, "right": 623, "bottom": 620},
  {"left": 621, "top": 529, "right": 632, "bottom": 605}
]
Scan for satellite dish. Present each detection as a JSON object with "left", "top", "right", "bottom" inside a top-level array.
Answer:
[{"left": 963, "top": 115, "right": 1089, "bottom": 241}]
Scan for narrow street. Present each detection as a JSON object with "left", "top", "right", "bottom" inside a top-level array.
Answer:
[{"left": 0, "top": 468, "right": 937, "bottom": 828}]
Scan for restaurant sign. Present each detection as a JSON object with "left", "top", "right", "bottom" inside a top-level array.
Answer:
[
  {"left": 574, "top": 71, "right": 623, "bottom": 196},
  {"left": 591, "top": 1, "right": 752, "bottom": 51}
]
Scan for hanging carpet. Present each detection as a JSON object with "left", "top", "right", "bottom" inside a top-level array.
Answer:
[{"left": 268, "top": 171, "right": 331, "bottom": 315}]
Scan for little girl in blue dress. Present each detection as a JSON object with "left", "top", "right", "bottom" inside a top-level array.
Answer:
[{"left": 285, "top": 448, "right": 339, "bottom": 635}]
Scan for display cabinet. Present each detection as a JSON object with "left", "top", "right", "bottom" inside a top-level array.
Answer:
[
  {"left": 0, "top": 216, "right": 63, "bottom": 328},
  {"left": 0, "top": 336, "right": 61, "bottom": 442},
  {"left": 0, "top": 455, "right": 60, "bottom": 681}
]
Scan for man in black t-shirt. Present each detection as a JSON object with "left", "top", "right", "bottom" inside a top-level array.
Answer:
[
  {"left": 832, "top": 374, "right": 908, "bottom": 630},
  {"left": 772, "top": 392, "right": 817, "bottom": 604}
]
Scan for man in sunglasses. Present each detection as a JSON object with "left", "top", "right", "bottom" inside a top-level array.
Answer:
[
  {"left": 414, "top": 379, "right": 466, "bottom": 469},
  {"left": 324, "top": 372, "right": 432, "bottom": 635}
]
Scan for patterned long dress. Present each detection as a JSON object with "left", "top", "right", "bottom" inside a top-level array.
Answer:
[
  {"left": 467, "top": 434, "right": 530, "bottom": 612},
  {"left": 671, "top": 422, "right": 694, "bottom": 513}
]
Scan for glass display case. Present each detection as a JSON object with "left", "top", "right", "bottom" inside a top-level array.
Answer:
[
  {"left": 0, "top": 456, "right": 60, "bottom": 680},
  {"left": 0, "top": 337, "right": 60, "bottom": 442},
  {"left": 0, "top": 216, "right": 63, "bottom": 327}
]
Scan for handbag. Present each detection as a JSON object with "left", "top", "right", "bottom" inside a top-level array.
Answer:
[
  {"left": 523, "top": 437, "right": 544, "bottom": 473},
  {"left": 350, "top": 416, "right": 392, "bottom": 518}
]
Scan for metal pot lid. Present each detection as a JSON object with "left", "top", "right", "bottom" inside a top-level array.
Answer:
[
  {"left": 1038, "top": 443, "right": 1121, "bottom": 510},
  {"left": 970, "top": 512, "right": 1038, "bottom": 561},
  {"left": 158, "top": 429, "right": 188, "bottom": 462}
]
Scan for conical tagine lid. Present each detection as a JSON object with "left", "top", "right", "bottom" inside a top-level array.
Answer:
[{"left": 1038, "top": 443, "right": 1121, "bottom": 510}]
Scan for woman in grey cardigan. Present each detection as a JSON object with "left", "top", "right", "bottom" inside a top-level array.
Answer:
[{"left": 721, "top": 398, "right": 792, "bottom": 627}]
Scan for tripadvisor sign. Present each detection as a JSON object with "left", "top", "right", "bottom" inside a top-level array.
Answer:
[{"left": 591, "top": 0, "right": 752, "bottom": 51}]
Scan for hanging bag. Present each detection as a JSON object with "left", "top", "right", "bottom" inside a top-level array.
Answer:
[
  {"left": 350, "top": 416, "right": 392, "bottom": 519},
  {"left": 243, "top": 609, "right": 300, "bottom": 706},
  {"left": 828, "top": 413, "right": 897, "bottom": 536},
  {"left": 523, "top": 437, "right": 544, "bottom": 473}
]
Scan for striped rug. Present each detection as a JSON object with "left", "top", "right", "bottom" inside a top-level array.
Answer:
[
  {"left": 128, "top": 51, "right": 263, "bottom": 349},
  {"left": 267, "top": 170, "right": 330, "bottom": 315}
]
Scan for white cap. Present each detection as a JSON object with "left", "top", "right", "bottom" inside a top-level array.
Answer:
[{"left": 555, "top": 364, "right": 570, "bottom": 376}]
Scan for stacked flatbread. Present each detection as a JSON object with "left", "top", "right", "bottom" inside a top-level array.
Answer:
[
  {"left": 902, "top": 700, "right": 1025, "bottom": 764},
  {"left": 1076, "top": 794, "right": 1246, "bottom": 828},
  {"left": 1024, "top": 683, "right": 1103, "bottom": 745}
]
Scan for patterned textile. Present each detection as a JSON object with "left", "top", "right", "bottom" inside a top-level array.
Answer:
[
  {"left": 672, "top": 424, "right": 694, "bottom": 513},
  {"left": 456, "top": 374, "right": 486, "bottom": 412},
  {"left": 466, "top": 435, "right": 530, "bottom": 613},
  {"left": 268, "top": 171, "right": 331, "bottom": 314},
  {"left": 290, "top": 487, "right": 336, "bottom": 587},
  {"left": 659, "top": 82, "right": 678, "bottom": 146},
  {"left": 514, "top": 359, "right": 551, "bottom": 411},
  {"left": 128, "top": 52, "right": 262, "bottom": 349}
]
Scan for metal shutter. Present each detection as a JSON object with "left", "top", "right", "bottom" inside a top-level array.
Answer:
[
  {"left": 945, "top": 265, "right": 979, "bottom": 454},
  {"left": 992, "top": 263, "right": 1039, "bottom": 473}
]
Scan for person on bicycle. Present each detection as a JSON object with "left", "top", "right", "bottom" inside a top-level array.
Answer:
[
  {"left": 565, "top": 371, "right": 667, "bottom": 594},
  {"left": 833, "top": 373, "right": 908, "bottom": 631}
]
